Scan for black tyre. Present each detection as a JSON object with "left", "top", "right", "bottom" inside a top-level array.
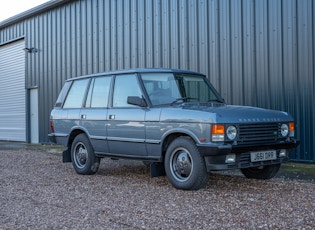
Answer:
[
  {"left": 164, "top": 137, "right": 208, "bottom": 190},
  {"left": 240, "top": 164, "right": 281, "bottom": 180},
  {"left": 71, "top": 134, "right": 100, "bottom": 175}
]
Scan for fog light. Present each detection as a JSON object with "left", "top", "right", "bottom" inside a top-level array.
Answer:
[
  {"left": 225, "top": 154, "right": 236, "bottom": 163},
  {"left": 279, "top": 149, "right": 287, "bottom": 157}
]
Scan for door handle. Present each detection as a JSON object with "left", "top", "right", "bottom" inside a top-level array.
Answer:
[
  {"left": 109, "top": 115, "right": 115, "bottom": 120},
  {"left": 81, "top": 114, "right": 86, "bottom": 119}
]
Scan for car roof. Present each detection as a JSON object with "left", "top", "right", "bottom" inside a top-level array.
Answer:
[{"left": 66, "top": 68, "right": 205, "bottom": 81}]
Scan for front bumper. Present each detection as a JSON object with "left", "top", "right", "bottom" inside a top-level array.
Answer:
[{"left": 197, "top": 139, "right": 300, "bottom": 171}]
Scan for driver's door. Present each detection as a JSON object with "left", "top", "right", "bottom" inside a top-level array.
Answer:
[{"left": 107, "top": 74, "right": 147, "bottom": 156}]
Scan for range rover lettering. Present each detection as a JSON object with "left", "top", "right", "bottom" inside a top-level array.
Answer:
[{"left": 49, "top": 69, "right": 299, "bottom": 190}]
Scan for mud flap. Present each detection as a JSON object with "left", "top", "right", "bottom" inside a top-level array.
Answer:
[
  {"left": 150, "top": 162, "right": 166, "bottom": 178},
  {"left": 62, "top": 148, "right": 72, "bottom": 163}
]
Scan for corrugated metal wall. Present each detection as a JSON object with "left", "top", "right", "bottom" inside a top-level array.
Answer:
[{"left": 0, "top": 0, "right": 314, "bottom": 162}]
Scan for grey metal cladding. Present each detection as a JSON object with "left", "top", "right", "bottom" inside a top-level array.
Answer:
[{"left": 0, "top": 0, "right": 314, "bottom": 162}]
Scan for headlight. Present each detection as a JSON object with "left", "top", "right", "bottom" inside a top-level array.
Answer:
[
  {"left": 281, "top": 124, "right": 289, "bottom": 137},
  {"left": 226, "top": 125, "right": 237, "bottom": 140}
]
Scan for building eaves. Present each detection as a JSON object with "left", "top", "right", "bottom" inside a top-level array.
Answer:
[{"left": 0, "top": 0, "right": 71, "bottom": 29}]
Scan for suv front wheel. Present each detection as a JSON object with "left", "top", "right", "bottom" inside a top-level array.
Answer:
[
  {"left": 71, "top": 134, "right": 100, "bottom": 175},
  {"left": 240, "top": 164, "right": 281, "bottom": 180},
  {"left": 164, "top": 137, "right": 208, "bottom": 190}
]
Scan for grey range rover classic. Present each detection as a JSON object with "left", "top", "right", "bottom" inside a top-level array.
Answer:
[{"left": 49, "top": 68, "right": 299, "bottom": 190}]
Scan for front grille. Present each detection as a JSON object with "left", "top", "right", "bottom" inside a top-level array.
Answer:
[{"left": 237, "top": 123, "right": 282, "bottom": 146}]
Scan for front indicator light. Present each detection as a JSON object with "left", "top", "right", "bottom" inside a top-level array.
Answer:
[
  {"left": 289, "top": 122, "right": 295, "bottom": 137},
  {"left": 212, "top": 124, "right": 225, "bottom": 142}
]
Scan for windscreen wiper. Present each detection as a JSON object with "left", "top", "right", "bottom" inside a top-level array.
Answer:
[
  {"left": 208, "top": 99, "right": 224, "bottom": 103},
  {"left": 170, "top": 97, "right": 198, "bottom": 105}
]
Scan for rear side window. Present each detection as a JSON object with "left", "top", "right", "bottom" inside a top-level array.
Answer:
[
  {"left": 85, "top": 76, "right": 111, "bottom": 108},
  {"left": 63, "top": 79, "right": 90, "bottom": 108}
]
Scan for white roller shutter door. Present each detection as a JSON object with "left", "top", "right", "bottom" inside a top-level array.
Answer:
[{"left": 0, "top": 40, "right": 26, "bottom": 141}]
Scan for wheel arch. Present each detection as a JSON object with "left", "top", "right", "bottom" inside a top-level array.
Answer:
[
  {"left": 161, "top": 129, "right": 199, "bottom": 159},
  {"left": 66, "top": 127, "right": 90, "bottom": 148},
  {"left": 62, "top": 128, "right": 90, "bottom": 163}
]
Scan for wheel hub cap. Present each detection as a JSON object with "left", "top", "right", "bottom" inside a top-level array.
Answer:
[
  {"left": 174, "top": 152, "right": 192, "bottom": 178},
  {"left": 75, "top": 145, "right": 87, "bottom": 167}
]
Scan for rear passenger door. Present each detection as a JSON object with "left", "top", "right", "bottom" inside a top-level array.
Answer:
[
  {"left": 80, "top": 76, "right": 112, "bottom": 153},
  {"left": 60, "top": 79, "right": 90, "bottom": 136},
  {"left": 107, "top": 74, "right": 147, "bottom": 156}
]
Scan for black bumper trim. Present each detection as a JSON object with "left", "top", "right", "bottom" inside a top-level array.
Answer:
[
  {"left": 198, "top": 139, "right": 299, "bottom": 171},
  {"left": 197, "top": 139, "right": 299, "bottom": 156},
  {"left": 231, "top": 140, "right": 300, "bottom": 153},
  {"left": 48, "top": 134, "right": 56, "bottom": 143},
  {"left": 205, "top": 156, "right": 289, "bottom": 171}
]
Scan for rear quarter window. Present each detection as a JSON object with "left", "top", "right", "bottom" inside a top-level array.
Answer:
[{"left": 55, "top": 81, "right": 71, "bottom": 107}]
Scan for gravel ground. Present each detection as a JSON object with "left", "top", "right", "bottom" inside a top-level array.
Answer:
[{"left": 1, "top": 149, "right": 314, "bottom": 229}]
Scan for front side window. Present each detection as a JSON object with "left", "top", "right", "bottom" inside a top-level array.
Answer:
[
  {"left": 113, "top": 74, "right": 142, "bottom": 107},
  {"left": 141, "top": 73, "right": 181, "bottom": 105},
  {"left": 141, "top": 73, "right": 221, "bottom": 106},
  {"left": 177, "top": 74, "right": 219, "bottom": 102},
  {"left": 63, "top": 79, "right": 90, "bottom": 108}
]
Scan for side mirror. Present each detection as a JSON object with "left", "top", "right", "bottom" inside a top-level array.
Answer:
[{"left": 127, "top": 96, "right": 147, "bottom": 107}]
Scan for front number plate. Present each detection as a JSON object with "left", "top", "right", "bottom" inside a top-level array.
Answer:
[{"left": 250, "top": 150, "right": 277, "bottom": 162}]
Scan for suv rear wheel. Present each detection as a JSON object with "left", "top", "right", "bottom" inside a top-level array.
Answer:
[
  {"left": 71, "top": 134, "right": 100, "bottom": 175},
  {"left": 164, "top": 137, "right": 208, "bottom": 190}
]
